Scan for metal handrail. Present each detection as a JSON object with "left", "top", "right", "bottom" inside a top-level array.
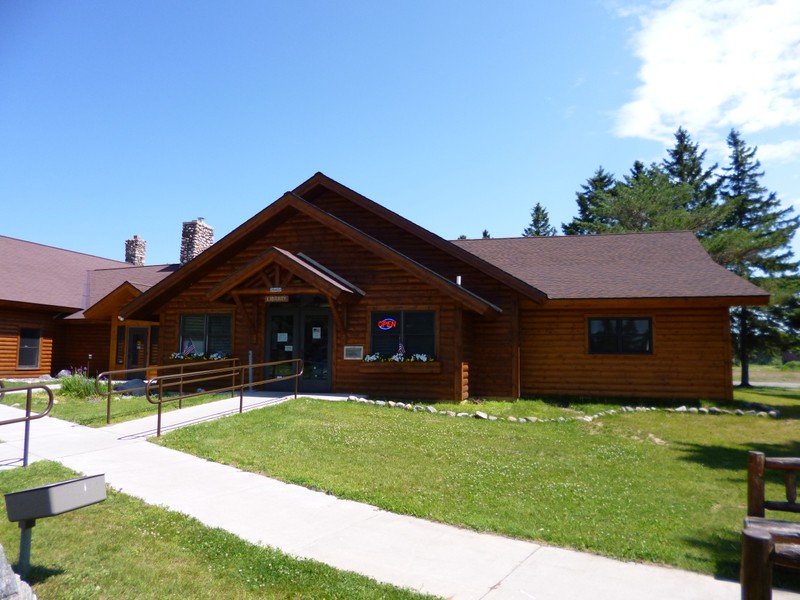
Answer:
[
  {"left": 0, "top": 383, "right": 55, "bottom": 467},
  {"left": 96, "top": 358, "right": 240, "bottom": 424},
  {"left": 145, "top": 358, "right": 304, "bottom": 436}
]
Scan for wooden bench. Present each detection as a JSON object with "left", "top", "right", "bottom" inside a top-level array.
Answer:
[{"left": 741, "top": 451, "right": 800, "bottom": 599}]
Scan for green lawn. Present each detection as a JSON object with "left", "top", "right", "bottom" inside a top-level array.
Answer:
[
  {"left": 0, "top": 385, "right": 232, "bottom": 427},
  {"left": 154, "top": 389, "right": 800, "bottom": 586},
  {"left": 0, "top": 462, "right": 434, "bottom": 600}
]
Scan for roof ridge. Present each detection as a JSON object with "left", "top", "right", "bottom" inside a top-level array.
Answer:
[{"left": 0, "top": 234, "right": 128, "bottom": 264}]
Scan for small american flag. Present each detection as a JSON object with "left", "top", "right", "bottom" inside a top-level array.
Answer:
[
  {"left": 398, "top": 340, "right": 405, "bottom": 355},
  {"left": 183, "top": 339, "right": 195, "bottom": 356}
]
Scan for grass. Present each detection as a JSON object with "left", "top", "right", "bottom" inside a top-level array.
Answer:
[
  {"left": 0, "top": 385, "right": 231, "bottom": 427},
  {"left": 732, "top": 363, "right": 800, "bottom": 384},
  {"left": 0, "top": 461, "right": 434, "bottom": 600},
  {"left": 154, "top": 389, "right": 800, "bottom": 587}
]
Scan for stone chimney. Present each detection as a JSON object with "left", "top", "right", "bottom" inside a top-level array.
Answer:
[
  {"left": 124, "top": 235, "right": 146, "bottom": 266},
  {"left": 180, "top": 217, "right": 214, "bottom": 264}
]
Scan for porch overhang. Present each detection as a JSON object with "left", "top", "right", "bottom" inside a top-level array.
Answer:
[{"left": 207, "top": 247, "right": 365, "bottom": 304}]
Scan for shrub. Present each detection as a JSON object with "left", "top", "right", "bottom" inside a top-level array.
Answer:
[{"left": 58, "top": 368, "right": 108, "bottom": 398}]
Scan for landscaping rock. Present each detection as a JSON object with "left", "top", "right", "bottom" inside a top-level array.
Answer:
[
  {"left": 488, "top": 416, "right": 498, "bottom": 421},
  {"left": 426, "top": 405, "right": 438, "bottom": 413},
  {"left": 475, "top": 411, "right": 488, "bottom": 420},
  {"left": 0, "top": 543, "right": 36, "bottom": 599},
  {"left": 456, "top": 412, "right": 471, "bottom": 417},
  {"left": 113, "top": 379, "right": 146, "bottom": 396}
]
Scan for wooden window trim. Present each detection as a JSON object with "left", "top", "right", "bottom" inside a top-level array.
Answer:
[
  {"left": 17, "top": 327, "right": 42, "bottom": 369},
  {"left": 587, "top": 317, "right": 653, "bottom": 355}
]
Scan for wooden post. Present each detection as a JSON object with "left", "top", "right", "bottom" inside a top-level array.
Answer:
[
  {"left": 741, "top": 527, "right": 774, "bottom": 600},
  {"left": 749, "top": 452, "right": 766, "bottom": 517}
]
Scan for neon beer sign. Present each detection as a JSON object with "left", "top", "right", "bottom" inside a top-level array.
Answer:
[{"left": 377, "top": 318, "right": 397, "bottom": 330}]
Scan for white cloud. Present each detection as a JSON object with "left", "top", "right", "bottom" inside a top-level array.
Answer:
[
  {"left": 759, "top": 140, "right": 800, "bottom": 163},
  {"left": 615, "top": 0, "right": 800, "bottom": 157}
]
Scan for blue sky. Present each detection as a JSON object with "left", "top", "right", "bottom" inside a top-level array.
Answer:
[{"left": 2, "top": 0, "right": 799, "bottom": 266}]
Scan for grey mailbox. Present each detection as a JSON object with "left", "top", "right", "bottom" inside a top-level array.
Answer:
[{"left": 5, "top": 474, "right": 106, "bottom": 577}]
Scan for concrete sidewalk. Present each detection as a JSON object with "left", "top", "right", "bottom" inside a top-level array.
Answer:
[{"left": 0, "top": 395, "right": 797, "bottom": 600}]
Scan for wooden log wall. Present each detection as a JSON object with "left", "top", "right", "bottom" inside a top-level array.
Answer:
[
  {"left": 0, "top": 308, "right": 57, "bottom": 378},
  {"left": 53, "top": 321, "right": 111, "bottom": 377},
  {"left": 519, "top": 301, "right": 734, "bottom": 401}
]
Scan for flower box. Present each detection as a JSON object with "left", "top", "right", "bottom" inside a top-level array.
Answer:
[{"left": 359, "top": 362, "right": 441, "bottom": 374}]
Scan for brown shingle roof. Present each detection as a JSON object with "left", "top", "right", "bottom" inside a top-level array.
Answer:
[
  {"left": 0, "top": 235, "right": 178, "bottom": 315},
  {"left": 85, "top": 265, "right": 179, "bottom": 308},
  {"left": 0, "top": 236, "right": 130, "bottom": 311},
  {"left": 453, "top": 231, "right": 768, "bottom": 301}
]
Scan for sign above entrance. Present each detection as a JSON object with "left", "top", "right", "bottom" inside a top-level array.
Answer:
[
  {"left": 266, "top": 295, "right": 289, "bottom": 303},
  {"left": 269, "top": 287, "right": 283, "bottom": 293}
]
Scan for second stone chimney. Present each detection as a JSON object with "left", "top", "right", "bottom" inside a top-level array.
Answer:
[
  {"left": 124, "top": 235, "right": 146, "bottom": 266},
  {"left": 180, "top": 218, "right": 214, "bottom": 264}
]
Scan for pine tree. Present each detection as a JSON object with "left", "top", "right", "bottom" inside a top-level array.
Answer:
[
  {"left": 583, "top": 162, "right": 725, "bottom": 234},
  {"left": 718, "top": 129, "right": 800, "bottom": 386},
  {"left": 482, "top": 229, "right": 491, "bottom": 239},
  {"left": 562, "top": 167, "right": 616, "bottom": 235},
  {"left": 662, "top": 127, "right": 720, "bottom": 215},
  {"left": 522, "top": 202, "right": 557, "bottom": 237}
]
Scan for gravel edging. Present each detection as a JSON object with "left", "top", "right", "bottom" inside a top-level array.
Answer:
[{"left": 343, "top": 396, "right": 781, "bottom": 422}]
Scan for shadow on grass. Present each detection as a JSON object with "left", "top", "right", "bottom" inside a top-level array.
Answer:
[
  {"left": 682, "top": 529, "right": 740, "bottom": 582},
  {"left": 674, "top": 440, "right": 800, "bottom": 472},
  {"left": 17, "top": 563, "right": 64, "bottom": 586},
  {"left": 734, "top": 386, "right": 800, "bottom": 419}
]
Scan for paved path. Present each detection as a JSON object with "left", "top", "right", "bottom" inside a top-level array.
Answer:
[{"left": 0, "top": 394, "right": 797, "bottom": 600}]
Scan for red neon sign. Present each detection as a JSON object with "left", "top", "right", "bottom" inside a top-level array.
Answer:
[{"left": 377, "top": 318, "right": 397, "bottom": 330}]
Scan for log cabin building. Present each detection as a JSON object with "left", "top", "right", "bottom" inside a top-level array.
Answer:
[
  {"left": 2, "top": 173, "right": 769, "bottom": 401},
  {"left": 0, "top": 234, "right": 178, "bottom": 380},
  {"left": 122, "top": 173, "right": 767, "bottom": 401}
]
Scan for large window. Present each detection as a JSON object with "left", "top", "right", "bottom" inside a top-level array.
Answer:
[
  {"left": 179, "top": 314, "right": 232, "bottom": 356},
  {"left": 588, "top": 318, "right": 652, "bottom": 354},
  {"left": 370, "top": 310, "right": 435, "bottom": 357},
  {"left": 18, "top": 328, "right": 41, "bottom": 368}
]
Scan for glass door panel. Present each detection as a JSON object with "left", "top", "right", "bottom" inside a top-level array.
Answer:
[
  {"left": 303, "top": 313, "right": 329, "bottom": 384},
  {"left": 268, "top": 314, "right": 295, "bottom": 380},
  {"left": 126, "top": 327, "right": 149, "bottom": 380}
]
